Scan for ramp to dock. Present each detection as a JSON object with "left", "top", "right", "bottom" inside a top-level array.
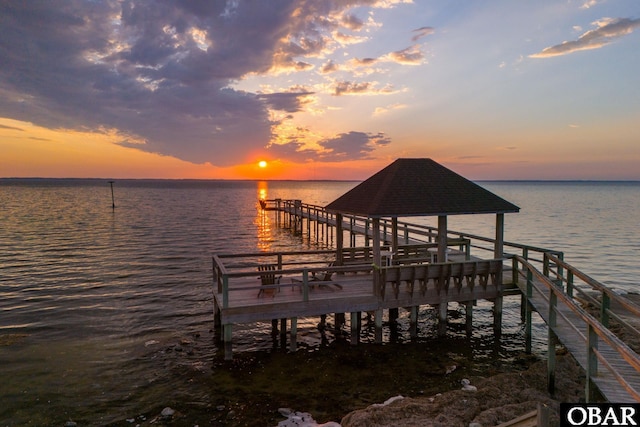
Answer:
[{"left": 514, "top": 254, "right": 640, "bottom": 403}]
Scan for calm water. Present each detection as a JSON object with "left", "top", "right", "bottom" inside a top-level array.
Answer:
[{"left": 0, "top": 179, "right": 638, "bottom": 426}]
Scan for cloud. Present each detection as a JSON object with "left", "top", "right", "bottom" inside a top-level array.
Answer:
[
  {"left": 317, "top": 131, "right": 391, "bottom": 160},
  {"left": 530, "top": 17, "right": 640, "bottom": 58},
  {"left": 373, "top": 103, "right": 407, "bottom": 116},
  {"left": 580, "top": 0, "right": 599, "bottom": 10},
  {"left": 384, "top": 45, "right": 425, "bottom": 65},
  {"left": 332, "top": 81, "right": 397, "bottom": 96},
  {"left": 411, "top": 26, "right": 435, "bottom": 42},
  {"left": 0, "top": 0, "right": 409, "bottom": 166},
  {"left": 320, "top": 60, "right": 340, "bottom": 74},
  {"left": 0, "top": 123, "right": 24, "bottom": 131},
  {"left": 257, "top": 91, "right": 315, "bottom": 113},
  {"left": 266, "top": 129, "right": 391, "bottom": 162},
  {"left": 345, "top": 45, "right": 426, "bottom": 70},
  {"left": 267, "top": 140, "right": 319, "bottom": 162}
]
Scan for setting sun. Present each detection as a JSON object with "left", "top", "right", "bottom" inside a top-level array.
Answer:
[{"left": 258, "top": 160, "right": 267, "bottom": 168}]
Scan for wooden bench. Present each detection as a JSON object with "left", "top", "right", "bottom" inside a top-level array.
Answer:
[{"left": 382, "top": 259, "right": 503, "bottom": 298}]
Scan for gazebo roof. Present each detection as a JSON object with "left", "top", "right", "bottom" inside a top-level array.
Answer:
[{"left": 325, "top": 158, "right": 519, "bottom": 217}]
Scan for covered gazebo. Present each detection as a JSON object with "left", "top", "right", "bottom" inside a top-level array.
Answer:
[{"left": 325, "top": 158, "right": 520, "bottom": 269}]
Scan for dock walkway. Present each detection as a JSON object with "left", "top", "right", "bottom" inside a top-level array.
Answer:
[{"left": 514, "top": 254, "right": 640, "bottom": 403}]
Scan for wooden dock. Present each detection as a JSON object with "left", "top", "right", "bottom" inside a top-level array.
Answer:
[{"left": 212, "top": 198, "right": 640, "bottom": 404}]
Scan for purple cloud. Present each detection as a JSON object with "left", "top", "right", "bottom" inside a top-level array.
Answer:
[{"left": 0, "top": 1, "right": 406, "bottom": 166}]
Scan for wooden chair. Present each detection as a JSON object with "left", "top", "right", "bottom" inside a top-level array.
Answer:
[
  {"left": 257, "top": 264, "right": 282, "bottom": 297},
  {"left": 312, "top": 262, "right": 334, "bottom": 281},
  {"left": 311, "top": 262, "right": 342, "bottom": 290}
]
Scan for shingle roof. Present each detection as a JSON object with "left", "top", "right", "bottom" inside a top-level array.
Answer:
[{"left": 325, "top": 158, "right": 519, "bottom": 217}]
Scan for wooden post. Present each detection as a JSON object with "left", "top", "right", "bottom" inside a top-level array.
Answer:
[
  {"left": 601, "top": 292, "right": 610, "bottom": 327},
  {"left": 586, "top": 324, "right": 598, "bottom": 402},
  {"left": 437, "top": 215, "right": 447, "bottom": 262},
  {"left": 410, "top": 306, "right": 418, "bottom": 339},
  {"left": 280, "top": 318, "right": 287, "bottom": 344},
  {"left": 547, "top": 289, "right": 558, "bottom": 396},
  {"left": 375, "top": 309, "right": 383, "bottom": 343},
  {"left": 336, "top": 213, "right": 344, "bottom": 266},
  {"left": 350, "top": 218, "right": 355, "bottom": 247},
  {"left": 276, "top": 199, "right": 281, "bottom": 226},
  {"left": 391, "top": 217, "right": 399, "bottom": 259},
  {"left": 465, "top": 301, "right": 473, "bottom": 336},
  {"left": 495, "top": 213, "right": 504, "bottom": 259},
  {"left": 372, "top": 217, "right": 381, "bottom": 296},
  {"left": 108, "top": 180, "right": 115, "bottom": 210},
  {"left": 290, "top": 317, "right": 297, "bottom": 352},
  {"left": 538, "top": 403, "right": 550, "bottom": 427},
  {"left": 350, "top": 312, "right": 360, "bottom": 345},
  {"left": 437, "top": 303, "right": 447, "bottom": 337},
  {"left": 302, "top": 269, "right": 309, "bottom": 301},
  {"left": 335, "top": 313, "right": 345, "bottom": 333},
  {"left": 493, "top": 296, "right": 503, "bottom": 335},
  {"left": 525, "top": 269, "right": 533, "bottom": 354},
  {"left": 295, "top": 200, "right": 302, "bottom": 234},
  {"left": 223, "top": 324, "right": 233, "bottom": 360},
  {"left": 364, "top": 219, "right": 370, "bottom": 246},
  {"left": 319, "top": 314, "right": 327, "bottom": 331},
  {"left": 389, "top": 308, "right": 398, "bottom": 325},
  {"left": 222, "top": 275, "right": 229, "bottom": 309},
  {"left": 214, "top": 304, "right": 222, "bottom": 342}
]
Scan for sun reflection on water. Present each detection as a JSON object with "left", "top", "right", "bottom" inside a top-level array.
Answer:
[{"left": 255, "top": 181, "right": 272, "bottom": 251}]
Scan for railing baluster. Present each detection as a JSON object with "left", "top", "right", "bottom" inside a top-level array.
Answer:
[
  {"left": 302, "top": 268, "right": 309, "bottom": 302},
  {"left": 601, "top": 292, "right": 610, "bottom": 328},
  {"left": 222, "top": 275, "right": 229, "bottom": 309},
  {"left": 586, "top": 323, "right": 598, "bottom": 402}
]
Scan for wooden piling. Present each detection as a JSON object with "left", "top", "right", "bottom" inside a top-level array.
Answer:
[
  {"left": 438, "top": 303, "right": 447, "bottom": 337},
  {"left": 375, "top": 309, "right": 383, "bottom": 343},
  {"left": 350, "top": 312, "right": 360, "bottom": 345},
  {"left": 290, "top": 318, "right": 297, "bottom": 352},
  {"left": 465, "top": 301, "right": 473, "bottom": 336},
  {"left": 108, "top": 180, "right": 115, "bottom": 209},
  {"left": 410, "top": 306, "right": 418, "bottom": 338},
  {"left": 224, "top": 324, "right": 233, "bottom": 360}
]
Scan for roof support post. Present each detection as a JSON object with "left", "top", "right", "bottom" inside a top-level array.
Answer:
[
  {"left": 391, "top": 217, "right": 399, "bottom": 259},
  {"left": 372, "top": 217, "right": 381, "bottom": 296},
  {"left": 336, "top": 213, "right": 344, "bottom": 266},
  {"left": 437, "top": 215, "right": 447, "bottom": 262},
  {"left": 495, "top": 213, "right": 504, "bottom": 259}
]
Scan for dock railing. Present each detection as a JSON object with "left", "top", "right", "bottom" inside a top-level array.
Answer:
[
  {"left": 512, "top": 254, "right": 640, "bottom": 402},
  {"left": 543, "top": 252, "right": 640, "bottom": 341},
  {"left": 212, "top": 250, "right": 374, "bottom": 308},
  {"left": 262, "top": 198, "right": 556, "bottom": 264}
]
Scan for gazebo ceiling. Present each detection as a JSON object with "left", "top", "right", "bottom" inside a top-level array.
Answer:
[{"left": 325, "top": 158, "right": 519, "bottom": 217}]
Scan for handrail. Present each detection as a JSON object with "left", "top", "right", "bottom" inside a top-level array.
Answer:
[
  {"left": 212, "top": 252, "right": 375, "bottom": 307},
  {"left": 513, "top": 254, "right": 640, "bottom": 401},
  {"left": 543, "top": 252, "right": 640, "bottom": 345},
  {"left": 261, "top": 198, "right": 560, "bottom": 271}
]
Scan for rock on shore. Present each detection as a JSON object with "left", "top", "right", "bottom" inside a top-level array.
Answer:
[{"left": 340, "top": 351, "right": 586, "bottom": 427}]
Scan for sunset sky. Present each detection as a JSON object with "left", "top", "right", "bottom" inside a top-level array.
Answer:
[{"left": 1, "top": 1, "right": 639, "bottom": 180}]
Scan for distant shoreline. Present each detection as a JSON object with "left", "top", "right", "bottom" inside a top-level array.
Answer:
[{"left": 2, "top": 177, "right": 639, "bottom": 184}]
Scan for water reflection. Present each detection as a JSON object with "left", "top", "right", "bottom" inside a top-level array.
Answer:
[{"left": 255, "top": 181, "right": 273, "bottom": 251}]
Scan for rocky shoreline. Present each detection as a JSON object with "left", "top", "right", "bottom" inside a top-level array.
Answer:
[
  {"left": 273, "top": 350, "right": 586, "bottom": 427},
  {"left": 338, "top": 350, "right": 586, "bottom": 427}
]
